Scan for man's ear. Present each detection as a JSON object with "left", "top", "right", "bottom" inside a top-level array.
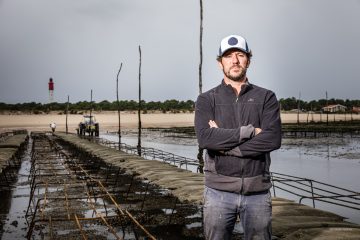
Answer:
[
  {"left": 246, "top": 59, "right": 251, "bottom": 68},
  {"left": 217, "top": 60, "right": 224, "bottom": 70}
]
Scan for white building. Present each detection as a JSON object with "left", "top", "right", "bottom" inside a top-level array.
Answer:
[{"left": 322, "top": 104, "right": 346, "bottom": 113}]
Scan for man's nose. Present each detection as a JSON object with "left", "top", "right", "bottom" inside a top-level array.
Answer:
[{"left": 231, "top": 54, "right": 239, "bottom": 63}]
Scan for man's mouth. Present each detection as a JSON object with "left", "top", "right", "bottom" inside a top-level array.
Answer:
[{"left": 230, "top": 66, "right": 241, "bottom": 71}]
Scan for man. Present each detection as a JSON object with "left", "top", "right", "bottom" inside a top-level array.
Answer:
[
  {"left": 50, "top": 122, "right": 56, "bottom": 134},
  {"left": 194, "top": 34, "right": 282, "bottom": 240}
]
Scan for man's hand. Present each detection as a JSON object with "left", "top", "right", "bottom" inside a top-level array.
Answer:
[
  {"left": 255, "top": 128, "right": 262, "bottom": 135},
  {"left": 208, "top": 120, "right": 218, "bottom": 128},
  {"left": 209, "top": 119, "right": 262, "bottom": 136}
]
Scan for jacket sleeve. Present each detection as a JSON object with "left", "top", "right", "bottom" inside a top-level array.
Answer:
[
  {"left": 225, "top": 91, "right": 282, "bottom": 157},
  {"left": 194, "top": 93, "right": 255, "bottom": 151}
]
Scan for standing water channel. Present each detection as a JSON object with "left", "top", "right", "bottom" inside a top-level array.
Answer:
[{"left": 101, "top": 129, "right": 360, "bottom": 225}]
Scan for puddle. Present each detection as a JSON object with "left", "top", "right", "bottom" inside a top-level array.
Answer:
[{"left": 1, "top": 137, "right": 32, "bottom": 239}]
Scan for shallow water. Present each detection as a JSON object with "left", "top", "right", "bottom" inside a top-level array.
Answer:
[
  {"left": 102, "top": 132, "right": 360, "bottom": 225},
  {"left": 1, "top": 138, "right": 32, "bottom": 239}
]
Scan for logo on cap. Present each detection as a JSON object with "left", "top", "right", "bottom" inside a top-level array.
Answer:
[{"left": 228, "top": 37, "right": 238, "bottom": 46}]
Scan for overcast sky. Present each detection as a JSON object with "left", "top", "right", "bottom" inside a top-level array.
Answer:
[{"left": 1, "top": 0, "right": 360, "bottom": 104}]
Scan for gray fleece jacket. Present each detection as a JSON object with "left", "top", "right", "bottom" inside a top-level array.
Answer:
[{"left": 195, "top": 80, "right": 282, "bottom": 194}]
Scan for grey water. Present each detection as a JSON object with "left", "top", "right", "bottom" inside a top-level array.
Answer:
[
  {"left": 102, "top": 132, "right": 360, "bottom": 225},
  {"left": 1, "top": 138, "right": 32, "bottom": 239}
]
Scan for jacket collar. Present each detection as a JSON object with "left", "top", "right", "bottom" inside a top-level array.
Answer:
[{"left": 221, "top": 79, "right": 253, "bottom": 95}]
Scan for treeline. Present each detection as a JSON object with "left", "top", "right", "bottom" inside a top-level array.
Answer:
[
  {"left": 2, "top": 98, "right": 360, "bottom": 114},
  {"left": 279, "top": 98, "right": 360, "bottom": 112},
  {"left": 0, "top": 99, "right": 195, "bottom": 114}
]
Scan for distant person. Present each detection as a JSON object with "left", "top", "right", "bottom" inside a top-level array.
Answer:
[
  {"left": 194, "top": 34, "right": 282, "bottom": 240},
  {"left": 50, "top": 122, "right": 56, "bottom": 134}
]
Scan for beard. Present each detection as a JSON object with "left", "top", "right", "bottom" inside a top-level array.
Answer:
[{"left": 224, "top": 65, "right": 247, "bottom": 82}]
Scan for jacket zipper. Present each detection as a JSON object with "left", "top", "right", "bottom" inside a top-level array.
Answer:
[{"left": 235, "top": 94, "right": 244, "bottom": 192}]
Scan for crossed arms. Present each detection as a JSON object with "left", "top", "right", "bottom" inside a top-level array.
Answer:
[{"left": 194, "top": 92, "right": 282, "bottom": 157}]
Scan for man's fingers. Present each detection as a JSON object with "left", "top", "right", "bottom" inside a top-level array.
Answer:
[
  {"left": 208, "top": 120, "right": 214, "bottom": 127},
  {"left": 255, "top": 128, "right": 262, "bottom": 135},
  {"left": 208, "top": 120, "right": 219, "bottom": 128}
]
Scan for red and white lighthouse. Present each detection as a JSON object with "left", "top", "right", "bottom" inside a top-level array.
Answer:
[{"left": 48, "top": 78, "right": 54, "bottom": 103}]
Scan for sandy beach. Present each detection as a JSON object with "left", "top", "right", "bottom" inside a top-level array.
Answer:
[
  {"left": 0, "top": 112, "right": 195, "bottom": 133},
  {"left": 1, "top": 112, "right": 359, "bottom": 133}
]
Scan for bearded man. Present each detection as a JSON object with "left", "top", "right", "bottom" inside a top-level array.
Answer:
[{"left": 195, "top": 34, "right": 282, "bottom": 240}]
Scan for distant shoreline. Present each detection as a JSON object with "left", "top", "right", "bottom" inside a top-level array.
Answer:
[{"left": 1, "top": 111, "right": 360, "bottom": 133}]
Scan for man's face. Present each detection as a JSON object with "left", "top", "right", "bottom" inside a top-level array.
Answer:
[{"left": 218, "top": 49, "right": 250, "bottom": 82}]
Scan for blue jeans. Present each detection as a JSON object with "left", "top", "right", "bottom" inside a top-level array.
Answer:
[{"left": 203, "top": 186, "right": 272, "bottom": 240}]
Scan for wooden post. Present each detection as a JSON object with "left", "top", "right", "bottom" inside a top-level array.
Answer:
[
  {"left": 90, "top": 89, "right": 93, "bottom": 123},
  {"left": 306, "top": 111, "right": 309, "bottom": 124},
  {"left": 137, "top": 46, "right": 142, "bottom": 156},
  {"left": 311, "top": 104, "right": 314, "bottom": 122},
  {"left": 197, "top": 0, "right": 204, "bottom": 173},
  {"left": 116, "top": 63, "right": 123, "bottom": 148},
  {"left": 297, "top": 92, "right": 301, "bottom": 125},
  {"left": 199, "top": 0, "right": 203, "bottom": 95},
  {"left": 66, "top": 95, "right": 69, "bottom": 134},
  {"left": 326, "top": 91, "right": 329, "bottom": 125}
]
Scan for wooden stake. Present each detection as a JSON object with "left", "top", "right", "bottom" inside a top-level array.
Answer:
[
  {"left": 66, "top": 95, "right": 69, "bottom": 134},
  {"left": 116, "top": 63, "right": 123, "bottom": 147},
  {"left": 137, "top": 46, "right": 142, "bottom": 156}
]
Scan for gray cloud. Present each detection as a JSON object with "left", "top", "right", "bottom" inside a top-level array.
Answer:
[{"left": 0, "top": 0, "right": 359, "bottom": 104}]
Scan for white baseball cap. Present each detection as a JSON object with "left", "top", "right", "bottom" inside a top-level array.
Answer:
[{"left": 218, "top": 35, "right": 251, "bottom": 57}]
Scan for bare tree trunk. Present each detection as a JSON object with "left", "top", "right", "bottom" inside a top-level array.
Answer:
[
  {"left": 197, "top": 0, "right": 204, "bottom": 173},
  {"left": 137, "top": 46, "right": 142, "bottom": 156},
  {"left": 116, "top": 63, "right": 123, "bottom": 149},
  {"left": 66, "top": 95, "right": 69, "bottom": 134}
]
